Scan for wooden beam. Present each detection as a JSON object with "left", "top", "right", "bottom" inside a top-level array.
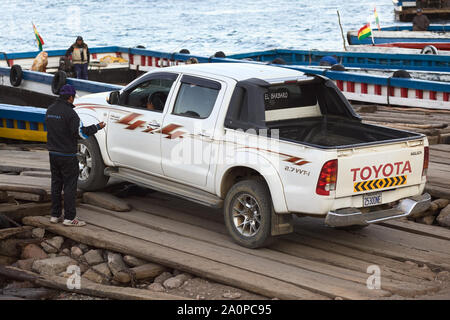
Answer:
[{"left": 0, "top": 265, "right": 189, "bottom": 300}]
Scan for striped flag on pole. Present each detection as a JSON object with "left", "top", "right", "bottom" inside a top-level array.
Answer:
[
  {"left": 32, "top": 23, "right": 45, "bottom": 51},
  {"left": 374, "top": 7, "right": 381, "bottom": 31}
]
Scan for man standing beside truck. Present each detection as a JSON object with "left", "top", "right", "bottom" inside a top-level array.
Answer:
[
  {"left": 46, "top": 84, "right": 105, "bottom": 227},
  {"left": 65, "top": 36, "right": 90, "bottom": 80}
]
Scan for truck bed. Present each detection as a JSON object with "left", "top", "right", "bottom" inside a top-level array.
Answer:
[{"left": 269, "top": 116, "right": 423, "bottom": 149}]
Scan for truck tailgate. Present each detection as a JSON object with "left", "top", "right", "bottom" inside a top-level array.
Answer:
[{"left": 336, "top": 139, "right": 425, "bottom": 198}]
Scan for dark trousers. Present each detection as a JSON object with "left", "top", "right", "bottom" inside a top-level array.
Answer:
[
  {"left": 74, "top": 63, "right": 88, "bottom": 80},
  {"left": 50, "top": 154, "right": 79, "bottom": 220}
]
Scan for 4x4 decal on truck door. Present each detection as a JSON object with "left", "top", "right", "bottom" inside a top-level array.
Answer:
[{"left": 116, "top": 113, "right": 185, "bottom": 139}]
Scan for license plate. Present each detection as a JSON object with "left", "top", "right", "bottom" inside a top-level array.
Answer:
[{"left": 363, "top": 192, "right": 382, "bottom": 207}]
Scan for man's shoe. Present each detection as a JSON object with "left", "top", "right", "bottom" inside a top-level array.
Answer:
[
  {"left": 63, "top": 218, "right": 86, "bottom": 227},
  {"left": 50, "top": 215, "right": 64, "bottom": 224}
]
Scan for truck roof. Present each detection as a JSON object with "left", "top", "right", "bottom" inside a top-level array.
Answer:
[{"left": 163, "top": 62, "right": 307, "bottom": 82}]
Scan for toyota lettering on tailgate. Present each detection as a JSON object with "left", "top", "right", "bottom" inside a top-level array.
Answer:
[{"left": 351, "top": 161, "right": 411, "bottom": 193}]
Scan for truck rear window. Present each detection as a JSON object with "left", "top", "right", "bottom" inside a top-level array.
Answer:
[{"left": 264, "top": 83, "right": 322, "bottom": 122}]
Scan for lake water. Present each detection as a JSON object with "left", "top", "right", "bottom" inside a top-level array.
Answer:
[{"left": 1, "top": 0, "right": 405, "bottom": 55}]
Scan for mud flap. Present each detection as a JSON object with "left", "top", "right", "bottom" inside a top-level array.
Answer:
[{"left": 271, "top": 210, "right": 293, "bottom": 236}]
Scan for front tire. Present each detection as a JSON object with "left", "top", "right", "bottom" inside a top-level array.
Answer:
[
  {"left": 224, "top": 179, "right": 273, "bottom": 248},
  {"left": 77, "top": 137, "right": 109, "bottom": 191}
]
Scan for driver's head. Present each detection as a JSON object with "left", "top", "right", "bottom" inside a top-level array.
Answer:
[{"left": 147, "top": 92, "right": 167, "bottom": 111}]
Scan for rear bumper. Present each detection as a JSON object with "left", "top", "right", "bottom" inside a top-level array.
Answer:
[{"left": 325, "top": 193, "right": 431, "bottom": 228}]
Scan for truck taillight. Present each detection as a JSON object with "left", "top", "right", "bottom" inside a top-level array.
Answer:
[
  {"left": 316, "top": 159, "right": 338, "bottom": 196},
  {"left": 423, "top": 146, "right": 429, "bottom": 177}
]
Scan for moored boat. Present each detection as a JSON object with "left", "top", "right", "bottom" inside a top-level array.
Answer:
[{"left": 347, "top": 25, "right": 450, "bottom": 50}]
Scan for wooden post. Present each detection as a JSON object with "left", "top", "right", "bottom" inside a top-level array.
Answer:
[{"left": 337, "top": 10, "right": 347, "bottom": 51}]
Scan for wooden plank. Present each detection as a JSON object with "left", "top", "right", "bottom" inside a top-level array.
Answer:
[
  {"left": 0, "top": 202, "right": 52, "bottom": 222},
  {"left": 81, "top": 204, "right": 439, "bottom": 297},
  {"left": 430, "top": 145, "right": 450, "bottom": 153},
  {"left": 2, "top": 288, "right": 57, "bottom": 300},
  {"left": 127, "top": 197, "right": 438, "bottom": 282},
  {"left": 0, "top": 150, "right": 49, "bottom": 173},
  {"left": 430, "top": 149, "right": 450, "bottom": 161},
  {"left": 292, "top": 217, "right": 450, "bottom": 272},
  {"left": 75, "top": 209, "right": 392, "bottom": 299},
  {"left": 0, "top": 265, "right": 189, "bottom": 300},
  {"left": 0, "top": 226, "right": 33, "bottom": 240},
  {"left": 425, "top": 184, "right": 450, "bottom": 200},
  {"left": 429, "top": 162, "right": 450, "bottom": 173},
  {"left": 380, "top": 219, "right": 450, "bottom": 242},
  {"left": 0, "top": 175, "right": 51, "bottom": 192},
  {"left": 22, "top": 216, "right": 327, "bottom": 300}
]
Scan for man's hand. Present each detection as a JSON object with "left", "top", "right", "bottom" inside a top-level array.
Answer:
[{"left": 98, "top": 122, "right": 106, "bottom": 129}]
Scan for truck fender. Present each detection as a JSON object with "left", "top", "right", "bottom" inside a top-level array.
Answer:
[
  {"left": 77, "top": 111, "right": 114, "bottom": 167},
  {"left": 215, "top": 151, "right": 289, "bottom": 214}
]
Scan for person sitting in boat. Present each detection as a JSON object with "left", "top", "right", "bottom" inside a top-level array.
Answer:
[
  {"left": 65, "top": 36, "right": 90, "bottom": 80},
  {"left": 412, "top": 8, "right": 430, "bottom": 31}
]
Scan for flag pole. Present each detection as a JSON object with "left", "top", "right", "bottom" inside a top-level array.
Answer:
[{"left": 337, "top": 10, "right": 347, "bottom": 51}]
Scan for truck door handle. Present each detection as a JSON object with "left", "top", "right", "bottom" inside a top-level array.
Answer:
[{"left": 149, "top": 121, "right": 160, "bottom": 128}]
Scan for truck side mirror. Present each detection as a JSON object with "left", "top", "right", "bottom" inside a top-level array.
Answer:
[{"left": 108, "top": 91, "right": 120, "bottom": 105}]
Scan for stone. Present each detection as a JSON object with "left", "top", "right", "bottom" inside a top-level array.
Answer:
[
  {"left": 48, "top": 253, "right": 57, "bottom": 259},
  {"left": 107, "top": 252, "right": 127, "bottom": 276},
  {"left": 82, "top": 263, "right": 112, "bottom": 284},
  {"left": 335, "top": 297, "right": 344, "bottom": 300},
  {"left": 21, "top": 244, "right": 48, "bottom": 260},
  {"left": 175, "top": 273, "right": 193, "bottom": 283},
  {"left": 78, "top": 262, "right": 90, "bottom": 273},
  {"left": 147, "top": 283, "right": 165, "bottom": 292},
  {"left": 41, "top": 236, "right": 64, "bottom": 253},
  {"left": 62, "top": 248, "right": 70, "bottom": 255},
  {"left": 123, "top": 255, "right": 147, "bottom": 267},
  {"left": 17, "top": 259, "right": 36, "bottom": 271},
  {"left": 84, "top": 249, "right": 104, "bottom": 265},
  {"left": 153, "top": 271, "right": 173, "bottom": 284},
  {"left": 223, "top": 292, "right": 241, "bottom": 299},
  {"left": 437, "top": 205, "right": 450, "bottom": 228},
  {"left": 78, "top": 243, "right": 89, "bottom": 252},
  {"left": 32, "top": 256, "right": 77, "bottom": 275},
  {"left": 163, "top": 277, "right": 184, "bottom": 289},
  {"left": 83, "top": 192, "right": 131, "bottom": 212},
  {"left": 70, "top": 246, "right": 83, "bottom": 259},
  {"left": 31, "top": 228, "right": 45, "bottom": 239},
  {"left": 417, "top": 215, "right": 435, "bottom": 225}
]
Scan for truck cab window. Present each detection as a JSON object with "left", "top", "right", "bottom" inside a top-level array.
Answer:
[
  {"left": 124, "top": 78, "right": 175, "bottom": 111},
  {"left": 172, "top": 83, "right": 219, "bottom": 119}
]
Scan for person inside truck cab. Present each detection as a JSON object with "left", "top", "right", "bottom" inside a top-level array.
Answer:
[{"left": 146, "top": 91, "right": 167, "bottom": 111}]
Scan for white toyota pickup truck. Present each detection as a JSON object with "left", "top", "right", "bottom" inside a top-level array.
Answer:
[{"left": 74, "top": 63, "right": 430, "bottom": 248}]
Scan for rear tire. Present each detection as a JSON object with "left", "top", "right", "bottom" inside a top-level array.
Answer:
[
  {"left": 224, "top": 179, "right": 273, "bottom": 248},
  {"left": 77, "top": 137, "right": 109, "bottom": 191}
]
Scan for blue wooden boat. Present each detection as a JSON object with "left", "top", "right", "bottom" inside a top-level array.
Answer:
[
  {"left": 227, "top": 48, "right": 450, "bottom": 73},
  {"left": 347, "top": 25, "right": 450, "bottom": 50}
]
